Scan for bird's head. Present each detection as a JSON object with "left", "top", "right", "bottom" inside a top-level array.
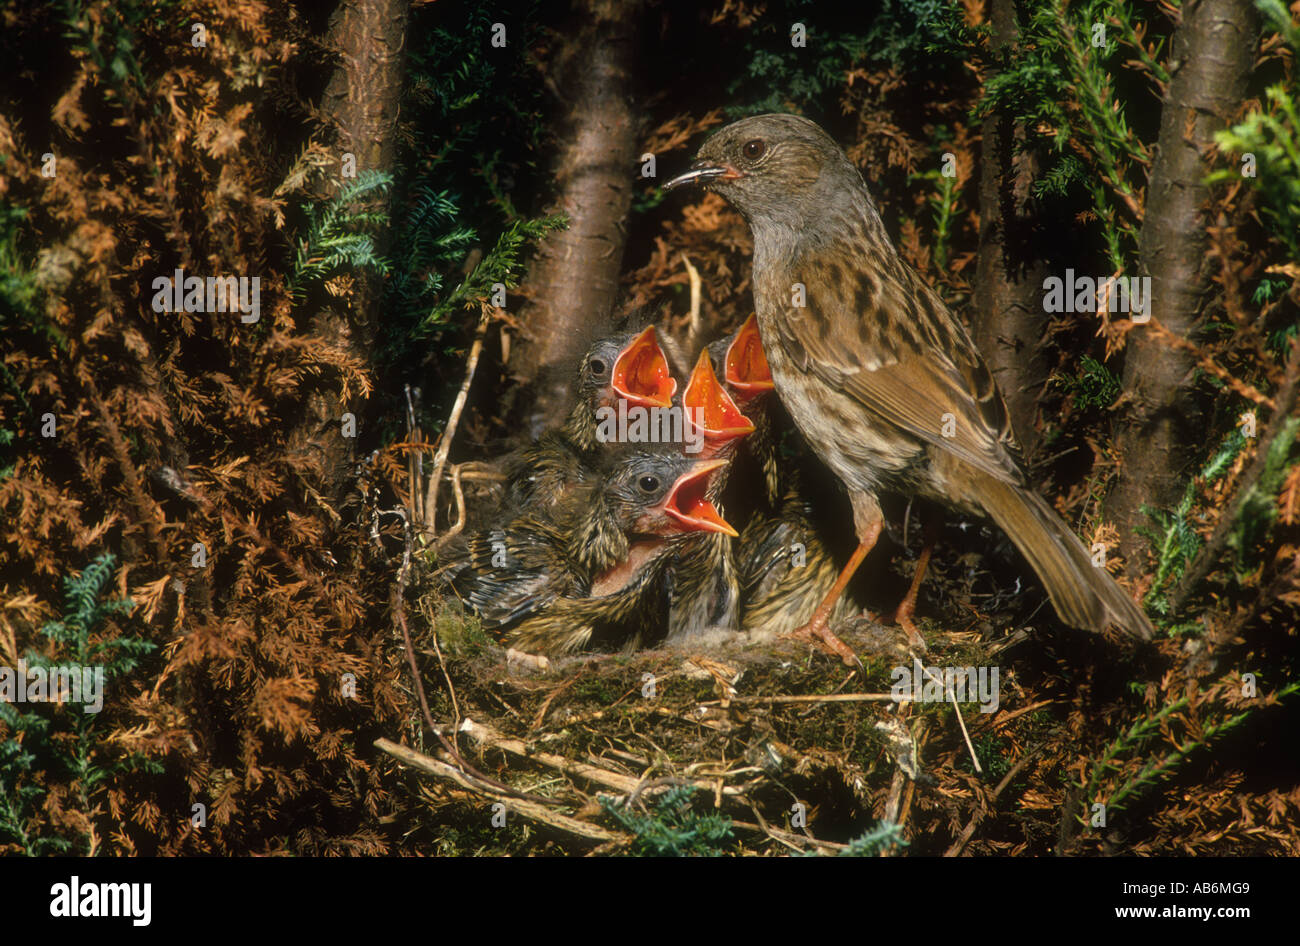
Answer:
[
  {"left": 683, "top": 347, "right": 755, "bottom": 455},
  {"left": 722, "top": 313, "right": 774, "bottom": 405},
  {"left": 663, "top": 113, "right": 862, "bottom": 228},
  {"left": 579, "top": 326, "right": 677, "bottom": 411},
  {"left": 607, "top": 453, "right": 737, "bottom": 538}
]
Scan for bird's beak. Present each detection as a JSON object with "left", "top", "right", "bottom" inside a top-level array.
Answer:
[
  {"left": 612, "top": 326, "right": 677, "bottom": 408},
  {"left": 683, "top": 349, "right": 755, "bottom": 441},
  {"left": 662, "top": 160, "right": 740, "bottom": 191},
  {"left": 724, "top": 313, "right": 775, "bottom": 395},
  {"left": 662, "top": 459, "right": 737, "bottom": 537}
]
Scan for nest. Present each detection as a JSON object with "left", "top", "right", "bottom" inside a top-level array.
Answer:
[{"left": 375, "top": 573, "right": 1102, "bottom": 856}]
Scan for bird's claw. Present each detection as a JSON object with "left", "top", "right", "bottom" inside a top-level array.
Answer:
[
  {"left": 783, "top": 621, "right": 861, "bottom": 668},
  {"left": 896, "top": 615, "right": 928, "bottom": 658}
]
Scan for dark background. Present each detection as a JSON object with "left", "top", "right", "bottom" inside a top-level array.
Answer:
[{"left": 0, "top": 0, "right": 1297, "bottom": 856}]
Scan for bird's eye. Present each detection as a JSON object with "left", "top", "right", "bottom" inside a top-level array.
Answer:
[
  {"left": 742, "top": 139, "right": 766, "bottom": 161},
  {"left": 588, "top": 358, "right": 607, "bottom": 377},
  {"left": 638, "top": 475, "right": 660, "bottom": 493}
]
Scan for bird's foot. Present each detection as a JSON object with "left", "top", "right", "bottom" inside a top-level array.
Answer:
[
  {"left": 783, "top": 618, "right": 861, "bottom": 668},
  {"left": 895, "top": 613, "right": 928, "bottom": 658},
  {"left": 889, "top": 585, "right": 929, "bottom": 657}
]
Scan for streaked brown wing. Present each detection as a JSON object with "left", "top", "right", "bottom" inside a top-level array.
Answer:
[{"left": 774, "top": 256, "right": 1025, "bottom": 485}]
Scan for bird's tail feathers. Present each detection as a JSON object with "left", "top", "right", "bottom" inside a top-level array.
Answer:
[{"left": 977, "top": 476, "right": 1155, "bottom": 641}]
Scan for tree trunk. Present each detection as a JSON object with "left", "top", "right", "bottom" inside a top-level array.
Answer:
[
  {"left": 289, "top": 0, "right": 409, "bottom": 501},
  {"left": 511, "top": 0, "right": 643, "bottom": 440},
  {"left": 972, "top": 0, "right": 1051, "bottom": 463},
  {"left": 1105, "top": 0, "right": 1258, "bottom": 568}
]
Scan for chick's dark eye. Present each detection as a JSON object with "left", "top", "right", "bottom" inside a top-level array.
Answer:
[
  {"left": 742, "top": 139, "right": 766, "bottom": 160},
  {"left": 638, "top": 475, "right": 660, "bottom": 493},
  {"left": 587, "top": 358, "right": 607, "bottom": 377}
]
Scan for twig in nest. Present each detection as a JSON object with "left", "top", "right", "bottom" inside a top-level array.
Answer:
[
  {"left": 880, "top": 710, "right": 921, "bottom": 851},
  {"left": 403, "top": 385, "right": 424, "bottom": 527},
  {"left": 722, "top": 692, "right": 899, "bottom": 705},
  {"left": 461, "top": 718, "right": 641, "bottom": 794},
  {"left": 447, "top": 466, "right": 507, "bottom": 482},
  {"left": 431, "top": 627, "right": 460, "bottom": 733},
  {"left": 434, "top": 463, "right": 467, "bottom": 550},
  {"left": 388, "top": 504, "right": 560, "bottom": 807},
  {"left": 883, "top": 769, "right": 908, "bottom": 834},
  {"left": 740, "top": 801, "right": 838, "bottom": 854},
  {"left": 681, "top": 253, "right": 704, "bottom": 355},
  {"left": 425, "top": 301, "right": 493, "bottom": 541},
  {"left": 532, "top": 673, "right": 581, "bottom": 729},
  {"left": 375, "top": 738, "right": 623, "bottom": 843},
  {"left": 975, "top": 698, "right": 1056, "bottom": 733},
  {"left": 389, "top": 505, "right": 441, "bottom": 740},
  {"left": 796, "top": 669, "right": 861, "bottom": 718},
  {"left": 949, "top": 681, "right": 982, "bottom": 776},
  {"left": 538, "top": 703, "right": 675, "bottom": 728},
  {"left": 627, "top": 775, "right": 690, "bottom": 809},
  {"left": 434, "top": 462, "right": 507, "bottom": 551}
]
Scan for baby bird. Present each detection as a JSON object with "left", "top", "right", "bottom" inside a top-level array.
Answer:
[
  {"left": 506, "top": 326, "right": 677, "bottom": 510},
  {"left": 445, "top": 446, "right": 732, "bottom": 627},
  {"left": 707, "top": 313, "right": 780, "bottom": 510},
  {"left": 445, "top": 448, "right": 733, "bottom": 635},
  {"left": 439, "top": 510, "right": 575, "bottom": 630},
  {"left": 737, "top": 488, "right": 857, "bottom": 636},
  {"left": 661, "top": 349, "right": 756, "bottom": 643},
  {"left": 715, "top": 315, "right": 861, "bottom": 637},
  {"left": 505, "top": 449, "right": 737, "bottom": 654}
]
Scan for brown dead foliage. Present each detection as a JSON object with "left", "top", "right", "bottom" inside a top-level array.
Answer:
[
  {"left": 1, "top": 1, "right": 1297, "bottom": 859},
  {"left": 0, "top": 1, "right": 404, "bottom": 855}
]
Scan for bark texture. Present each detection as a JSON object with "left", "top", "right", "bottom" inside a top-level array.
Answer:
[
  {"left": 972, "top": 0, "right": 1051, "bottom": 463},
  {"left": 513, "top": 0, "right": 643, "bottom": 440},
  {"left": 290, "top": 0, "right": 409, "bottom": 501},
  {"left": 1105, "top": 0, "right": 1259, "bottom": 567}
]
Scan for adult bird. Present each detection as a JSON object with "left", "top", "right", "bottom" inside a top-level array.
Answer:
[{"left": 664, "top": 113, "right": 1154, "bottom": 663}]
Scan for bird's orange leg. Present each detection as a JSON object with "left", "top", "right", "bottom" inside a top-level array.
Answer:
[
  {"left": 891, "top": 517, "right": 940, "bottom": 653},
  {"left": 784, "top": 492, "right": 882, "bottom": 667}
]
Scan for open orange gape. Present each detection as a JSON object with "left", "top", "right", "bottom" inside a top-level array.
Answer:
[
  {"left": 654, "top": 457, "right": 737, "bottom": 537},
  {"left": 723, "top": 313, "right": 775, "bottom": 401},
  {"left": 682, "top": 347, "right": 755, "bottom": 450},
  {"left": 611, "top": 325, "right": 677, "bottom": 408}
]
